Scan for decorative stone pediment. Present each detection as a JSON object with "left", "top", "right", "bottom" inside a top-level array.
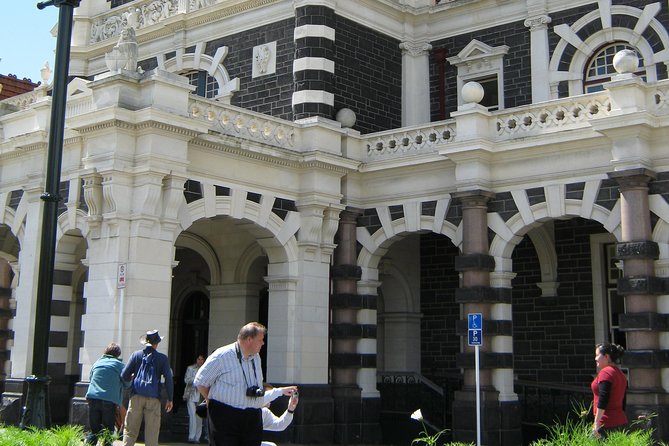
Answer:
[
  {"left": 447, "top": 39, "right": 509, "bottom": 71},
  {"left": 67, "top": 77, "right": 92, "bottom": 97}
]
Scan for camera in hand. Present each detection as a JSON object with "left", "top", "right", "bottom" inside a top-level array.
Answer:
[{"left": 246, "top": 385, "right": 265, "bottom": 397}]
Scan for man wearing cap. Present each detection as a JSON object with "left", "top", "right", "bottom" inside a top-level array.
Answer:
[
  {"left": 121, "top": 330, "right": 174, "bottom": 446},
  {"left": 194, "top": 322, "right": 296, "bottom": 446}
]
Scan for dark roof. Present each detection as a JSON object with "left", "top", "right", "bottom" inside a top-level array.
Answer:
[{"left": 0, "top": 74, "right": 41, "bottom": 100}]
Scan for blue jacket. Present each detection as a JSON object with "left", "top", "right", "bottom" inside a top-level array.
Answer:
[
  {"left": 122, "top": 346, "right": 174, "bottom": 401},
  {"left": 86, "top": 354, "right": 128, "bottom": 406}
]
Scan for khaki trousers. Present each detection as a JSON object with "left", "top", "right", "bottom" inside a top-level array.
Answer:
[{"left": 122, "top": 394, "right": 162, "bottom": 446}]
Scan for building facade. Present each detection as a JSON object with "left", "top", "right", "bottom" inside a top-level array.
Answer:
[{"left": 1, "top": 0, "right": 669, "bottom": 444}]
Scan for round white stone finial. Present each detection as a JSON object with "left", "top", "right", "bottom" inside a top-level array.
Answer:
[
  {"left": 612, "top": 49, "right": 639, "bottom": 74},
  {"left": 336, "top": 108, "right": 357, "bottom": 128},
  {"left": 462, "top": 81, "right": 485, "bottom": 104}
]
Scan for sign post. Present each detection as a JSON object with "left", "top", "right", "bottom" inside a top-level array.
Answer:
[
  {"left": 117, "top": 263, "right": 127, "bottom": 344},
  {"left": 468, "top": 313, "right": 483, "bottom": 446}
]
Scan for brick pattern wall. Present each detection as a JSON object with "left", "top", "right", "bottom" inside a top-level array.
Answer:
[
  {"left": 357, "top": 208, "right": 382, "bottom": 236},
  {"left": 332, "top": 16, "right": 402, "bottom": 133},
  {"left": 650, "top": 171, "right": 669, "bottom": 199},
  {"left": 57, "top": 181, "right": 69, "bottom": 217},
  {"left": 595, "top": 179, "right": 620, "bottom": 211},
  {"left": 206, "top": 19, "right": 296, "bottom": 120},
  {"left": 489, "top": 191, "right": 519, "bottom": 222},
  {"left": 8, "top": 190, "right": 22, "bottom": 210},
  {"left": 512, "top": 218, "right": 602, "bottom": 386},
  {"left": 430, "top": 20, "right": 532, "bottom": 120},
  {"left": 419, "top": 233, "right": 460, "bottom": 384}
]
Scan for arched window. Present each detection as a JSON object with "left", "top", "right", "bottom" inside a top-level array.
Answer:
[
  {"left": 584, "top": 43, "right": 645, "bottom": 93},
  {"left": 183, "top": 70, "right": 219, "bottom": 99}
]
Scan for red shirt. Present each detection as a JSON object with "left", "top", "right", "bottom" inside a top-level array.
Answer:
[{"left": 591, "top": 365, "right": 628, "bottom": 428}]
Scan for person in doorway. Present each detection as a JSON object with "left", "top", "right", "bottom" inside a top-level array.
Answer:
[
  {"left": 592, "top": 342, "right": 628, "bottom": 438},
  {"left": 121, "top": 330, "right": 174, "bottom": 446},
  {"left": 194, "top": 322, "right": 296, "bottom": 446},
  {"left": 85, "top": 342, "right": 129, "bottom": 445},
  {"left": 184, "top": 354, "right": 206, "bottom": 443}
]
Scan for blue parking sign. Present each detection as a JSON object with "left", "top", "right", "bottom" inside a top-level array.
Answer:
[
  {"left": 468, "top": 313, "right": 482, "bottom": 329},
  {"left": 468, "top": 313, "right": 483, "bottom": 346},
  {"left": 468, "top": 329, "right": 482, "bottom": 346}
]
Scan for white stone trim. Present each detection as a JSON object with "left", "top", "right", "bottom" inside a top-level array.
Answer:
[
  {"left": 447, "top": 39, "right": 509, "bottom": 110},
  {"left": 252, "top": 42, "right": 277, "bottom": 78},
  {"left": 291, "top": 90, "right": 335, "bottom": 106},
  {"left": 293, "top": 24, "right": 335, "bottom": 41},
  {"left": 292, "top": 57, "right": 335, "bottom": 73},
  {"left": 548, "top": 3, "right": 669, "bottom": 97},
  {"left": 162, "top": 43, "right": 240, "bottom": 103}
]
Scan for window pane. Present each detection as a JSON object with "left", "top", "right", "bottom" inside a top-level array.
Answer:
[{"left": 584, "top": 43, "right": 645, "bottom": 93}]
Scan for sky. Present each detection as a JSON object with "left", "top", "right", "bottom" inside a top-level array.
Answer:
[{"left": 1, "top": 2, "right": 59, "bottom": 83}]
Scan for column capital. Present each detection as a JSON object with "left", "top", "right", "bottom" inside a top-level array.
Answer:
[
  {"left": 399, "top": 40, "right": 432, "bottom": 57},
  {"left": 452, "top": 190, "right": 495, "bottom": 207},
  {"left": 608, "top": 168, "right": 657, "bottom": 189},
  {"left": 339, "top": 207, "right": 363, "bottom": 224},
  {"left": 524, "top": 14, "right": 551, "bottom": 30}
]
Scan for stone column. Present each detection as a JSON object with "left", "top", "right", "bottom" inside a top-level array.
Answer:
[
  {"left": 207, "top": 283, "right": 262, "bottom": 351},
  {"left": 451, "top": 191, "right": 521, "bottom": 446},
  {"left": 0, "top": 183, "right": 44, "bottom": 424},
  {"left": 524, "top": 14, "right": 552, "bottom": 103},
  {"left": 609, "top": 168, "right": 669, "bottom": 439},
  {"left": 292, "top": 2, "right": 336, "bottom": 120},
  {"left": 330, "top": 207, "right": 380, "bottom": 443},
  {"left": 0, "top": 260, "right": 12, "bottom": 381},
  {"left": 400, "top": 40, "right": 432, "bottom": 126}
]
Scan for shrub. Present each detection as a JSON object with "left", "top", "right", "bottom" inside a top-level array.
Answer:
[{"left": 0, "top": 424, "right": 85, "bottom": 446}]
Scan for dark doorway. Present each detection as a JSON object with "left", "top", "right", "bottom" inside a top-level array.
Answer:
[{"left": 176, "top": 292, "right": 209, "bottom": 409}]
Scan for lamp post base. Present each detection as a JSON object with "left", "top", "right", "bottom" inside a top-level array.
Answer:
[{"left": 19, "top": 375, "right": 51, "bottom": 429}]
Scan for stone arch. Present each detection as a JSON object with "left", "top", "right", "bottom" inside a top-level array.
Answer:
[
  {"left": 0, "top": 223, "right": 20, "bottom": 263},
  {"left": 1, "top": 202, "right": 25, "bottom": 249},
  {"left": 175, "top": 231, "right": 221, "bottom": 285},
  {"left": 355, "top": 201, "right": 461, "bottom": 380},
  {"left": 357, "top": 202, "right": 459, "bottom": 276},
  {"left": 56, "top": 208, "right": 90, "bottom": 242},
  {"left": 526, "top": 223, "right": 559, "bottom": 298},
  {"left": 234, "top": 243, "right": 267, "bottom": 284},
  {"left": 650, "top": 194, "right": 669, "bottom": 246},
  {"left": 377, "top": 260, "right": 416, "bottom": 315},
  {"left": 548, "top": 2, "right": 669, "bottom": 97},
  {"left": 160, "top": 43, "right": 240, "bottom": 103},
  {"left": 178, "top": 195, "right": 299, "bottom": 275},
  {"left": 489, "top": 199, "right": 620, "bottom": 261}
]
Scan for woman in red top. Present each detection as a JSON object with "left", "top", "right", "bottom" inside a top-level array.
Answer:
[{"left": 591, "top": 343, "right": 628, "bottom": 438}]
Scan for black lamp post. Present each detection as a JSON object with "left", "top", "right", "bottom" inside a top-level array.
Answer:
[{"left": 19, "top": 0, "right": 80, "bottom": 429}]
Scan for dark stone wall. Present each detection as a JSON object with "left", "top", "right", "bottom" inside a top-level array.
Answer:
[
  {"left": 333, "top": 16, "right": 402, "bottom": 134},
  {"left": 512, "top": 218, "right": 603, "bottom": 386},
  {"left": 419, "top": 233, "right": 461, "bottom": 384},
  {"left": 206, "top": 19, "right": 296, "bottom": 120}
]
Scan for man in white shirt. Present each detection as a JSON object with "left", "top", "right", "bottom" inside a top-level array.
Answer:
[
  {"left": 261, "top": 391, "right": 299, "bottom": 446},
  {"left": 194, "top": 322, "right": 296, "bottom": 446}
]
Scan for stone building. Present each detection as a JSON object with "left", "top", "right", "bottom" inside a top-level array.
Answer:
[{"left": 1, "top": 0, "right": 669, "bottom": 444}]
